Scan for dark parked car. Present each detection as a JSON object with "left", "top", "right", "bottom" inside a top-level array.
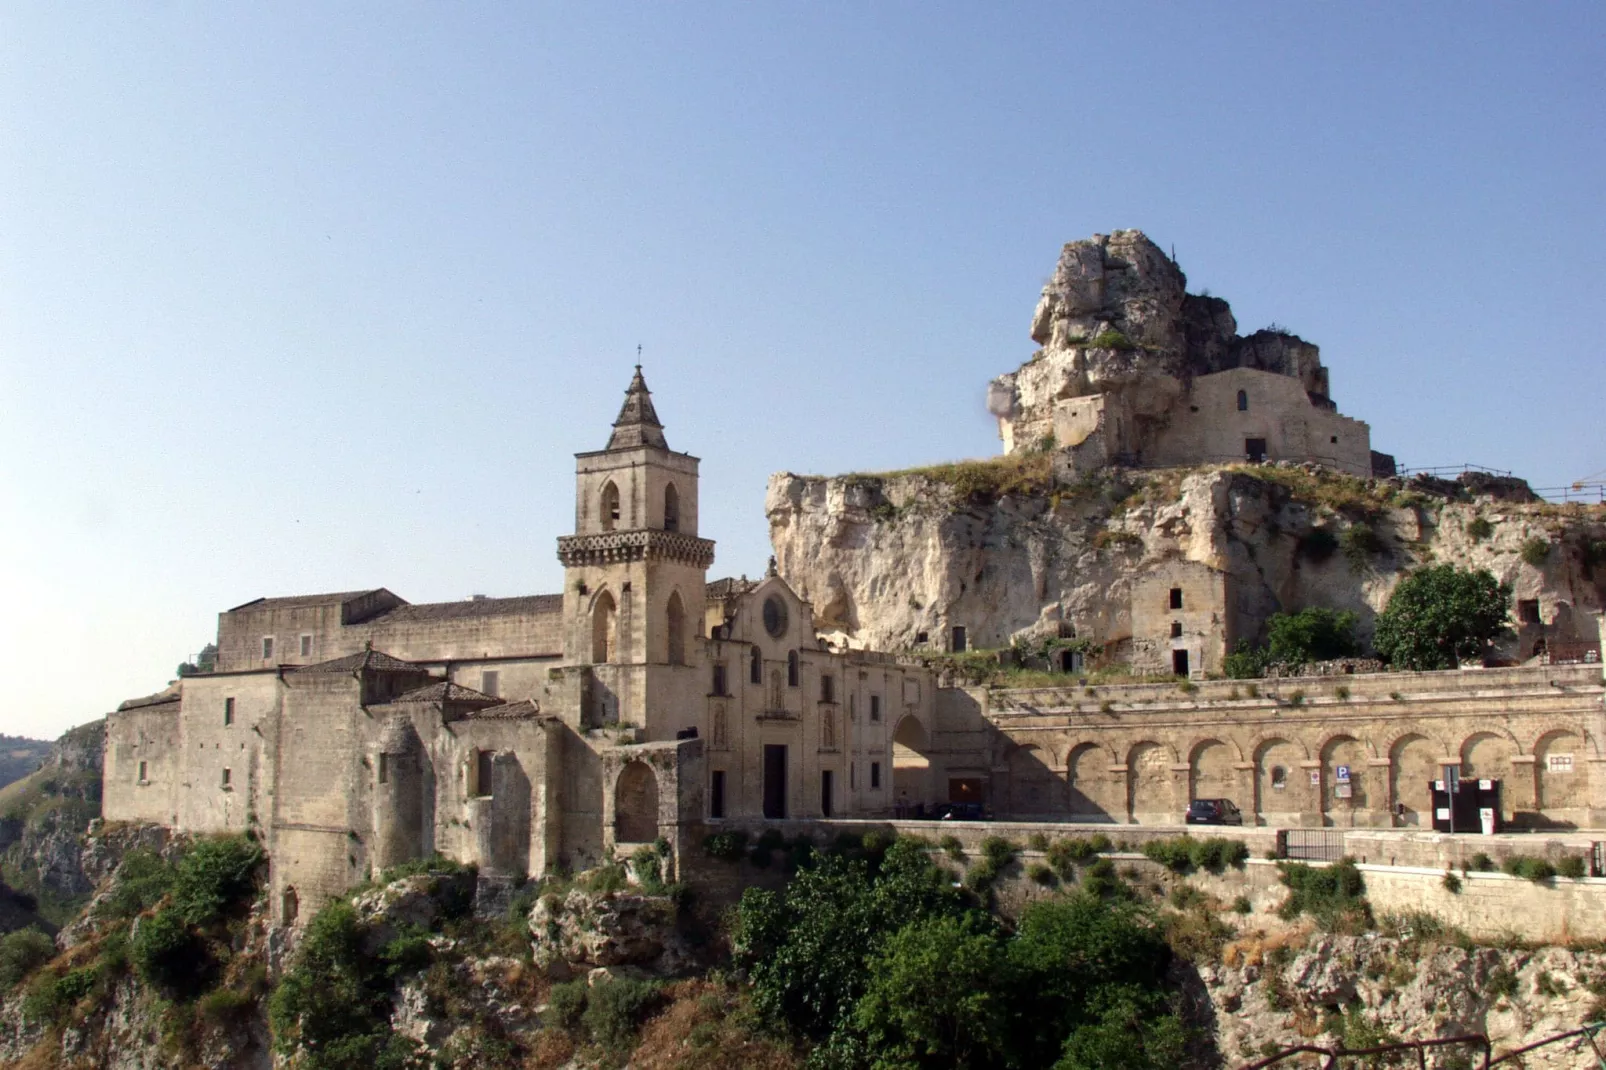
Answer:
[
  {"left": 1185, "top": 798, "right": 1244, "bottom": 826},
  {"left": 934, "top": 802, "right": 986, "bottom": 821}
]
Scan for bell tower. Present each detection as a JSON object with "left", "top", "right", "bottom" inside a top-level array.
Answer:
[{"left": 557, "top": 368, "right": 714, "bottom": 738}]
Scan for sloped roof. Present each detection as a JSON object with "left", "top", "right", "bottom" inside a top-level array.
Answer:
[
  {"left": 370, "top": 595, "right": 561, "bottom": 624},
  {"left": 293, "top": 649, "right": 421, "bottom": 675},
  {"left": 227, "top": 590, "right": 387, "bottom": 613},
  {"left": 459, "top": 699, "right": 542, "bottom": 721},
  {"left": 394, "top": 680, "right": 500, "bottom": 706},
  {"left": 605, "top": 366, "right": 668, "bottom": 450},
  {"left": 118, "top": 686, "right": 181, "bottom": 712}
]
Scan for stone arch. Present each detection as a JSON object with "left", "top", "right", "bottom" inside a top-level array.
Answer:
[
  {"left": 666, "top": 590, "right": 686, "bottom": 665},
  {"left": 1535, "top": 728, "right": 1589, "bottom": 817},
  {"left": 1065, "top": 742, "right": 1116, "bottom": 818},
  {"left": 892, "top": 714, "right": 933, "bottom": 810},
  {"left": 591, "top": 590, "right": 618, "bottom": 664},
  {"left": 1320, "top": 734, "right": 1370, "bottom": 826},
  {"left": 615, "top": 760, "right": 659, "bottom": 844},
  {"left": 1254, "top": 737, "right": 1306, "bottom": 824},
  {"left": 1461, "top": 731, "right": 1520, "bottom": 822},
  {"left": 1188, "top": 738, "right": 1237, "bottom": 806},
  {"left": 1389, "top": 733, "right": 1438, "bottom": 827},
  {"left": 1008, "top": 742, "right": 1064, "bottom": 817},
  {"left": 1524, "top": 720, "right": 1589, "bottom": 757},
  {"left": 663, "top": 482, "right": 680, "bottom": 532},
  {"left": 600, "top": 480, "right": 621, "bottom": 532},
  {"left": 1126, "top": 741, "right": 1173, "bottom": 824}
]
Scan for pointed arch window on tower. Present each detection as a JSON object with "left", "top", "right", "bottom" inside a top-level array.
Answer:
[
  {"left": 664, "top": 483, "right": 680, "bottom": 532},
  {"left": 592, "top": 591, "right": 617, "bottom": 663},
  {"left": 601, "top": 481, "right": 621, "bottom": 532},
  {"left": 666, "top": 592, "right": 686, "bottom": 665}
]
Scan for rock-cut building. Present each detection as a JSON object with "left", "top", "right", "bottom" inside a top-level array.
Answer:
[{"left": 103, "top": 369, "right": 936, "bottom": 922}]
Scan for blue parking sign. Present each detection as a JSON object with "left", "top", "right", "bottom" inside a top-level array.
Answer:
[{"left": 1336, "top": 765, "right": 1351, "bottom": 783}]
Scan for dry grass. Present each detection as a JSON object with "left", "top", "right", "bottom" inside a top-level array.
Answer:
[
  {"left": 1220, "top": 920, "right": 1314, "bottom": 969},
  {"left": 629, "top": 979, "right": 798, "bottom": 1070},
  {"left": 847, "top": 452, "right": 1054, "bottom": 505},
  {"left": 521, "top": 1027, "right": 577, "bottom": 1070}
]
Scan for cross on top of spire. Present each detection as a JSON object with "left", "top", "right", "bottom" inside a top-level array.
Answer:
[{"left": 606, "top": 364, "right": 668, "bottom": 450}]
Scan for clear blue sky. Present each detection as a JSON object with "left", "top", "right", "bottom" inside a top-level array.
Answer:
[{"left": 2, "top": 4, "right": 1601, "bottom": 738}]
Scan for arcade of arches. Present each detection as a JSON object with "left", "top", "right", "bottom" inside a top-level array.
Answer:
[{"left": 965, "top": 665, "right": 1606, "bottom": 828}]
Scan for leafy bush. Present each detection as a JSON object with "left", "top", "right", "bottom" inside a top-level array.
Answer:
[
  {"left": 1442, "top": 870, "right": 1462, "bottom": 894},
  {"left": 581, "top": 862, "right": 629, "bottom": 893},
  {"left": 1092, "top": 329, "right": 1138, "bottom": 351},
  {"left": 99, "top": 848, "right": 177, "bottom": 921},
  {"left": 1027, "top": 862, "right": 1058, "bottom": 886},
  {"left": 131, "top": 905, "right": 207, "bottom": 992},
  {"left": 1080, "top": 858, "right": 1124, "bottom": 899},
  {"left": 1224, "top": 641, "right": 1267, "bottom": 680},
  {"left": 1501, "top": 855, "right": 1558, "bottom": 882},
  {"left": 1277, "top": 859, "right": 1371, "bottom": 931},
  {"left": 21, "top": 966, "right": 97, "bottom": 1025},
  {"left": 171, "top": 834, "right": 264, "bottom": 925},
  {"left": 1266, "top": 608, "right": 1360, "bottom": 665},
  {"left": 1142, "top": 839, "right": 1195, "bottom": 874},
  {"left": 1468, "top": 852, "right": 1494, "bottom": 872},
  {"left": 1373, "top": 565, "right": 1513, "bottom": 670},
  {"left": 979, "top": 837, "right": 1017, "bottom": 869},
  {"left": 939, "top": 834, "right": 965, "bottom": 861},
  {"left": 1467, "top": 516, "right": 1494, "bottom": 542},
  {"left": 1046, "top": 836, "right": 1107, "bottom": 877},
  {"left": 1520, "top": 537, "right": 1551, "bottom": 566},
  {"left": 581, "top": 975, "right": 664, "bottom": 1051},
  {"left": 1340, "top": 523, "right": 1382, "bottom": 568},
  {"left": 1141, "top": 837, "right": 1247, "bottom": 875},
  {"left": 0, "top": 928, "right": 56, "bottom": 990},
  {"left": 1557, "top": 855, "right": 1588, "bottom": 880},
  {"left": 701, "top": 830, "right": 748, "bottom": 862},
  {"left": 1232, "top": 896, "right": 1252, "bottom": 914}
]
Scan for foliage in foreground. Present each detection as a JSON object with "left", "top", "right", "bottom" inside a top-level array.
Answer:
[
  {"left": 1277, "top": 859, "right": 1371, "bottom": 932},
  {"left": 1372, "top": 565, "right": 1512, "bottom": 670},
  {"left": 732, "top": 838, "right": 1185, "bottom": 1068}
]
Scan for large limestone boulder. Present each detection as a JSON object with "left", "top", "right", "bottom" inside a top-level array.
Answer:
[{"left": 528, "top": 886, "right": 692, "bottom": 977}]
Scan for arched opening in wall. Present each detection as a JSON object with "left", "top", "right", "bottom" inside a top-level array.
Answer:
[
  {"left": 749, "top": 645, "right": 762, "bottom": 684},
  {"left": 663, "top": 483, "right": 680, "bottom": 532},
  {"left": 1254, "top": 738, "right": 1303, "bottom": 824},
  {"left": 666, "top": 592, "right": 686, "bottom": 665},
  {"left": 1065, "top": 743, "right": 1110, "bottom": 818},
  {"left": 1389, "top": 734, "right": 1437, "bottom": 827},
  {"left": 892, "top": 715, "right": 932, "bottom": 816},
  {"left": 1461, "top": 731, "right": 1518, "bottom": 821},
  {"left": 1536, "top": 730, "right": 1587, "bottom": 822},
  {"left": 1237, "top": 389, "right": 1248, "bottom": 412},
  {"left": 592, "top": 591, "right": 618, "bottom": 664},
  {"left": 1188, "top": 739, "right": 1236, "bottom": 808},
  {"left": 1126, "top": 741, "right": 1171, "bottom": 824},
  {"left": 1321, "top": 736, "right": 1368, "bottom": 827},
  {"left": 615, "top": 760, "right": 659, "bottom": 844},
  {"left": 281, "top": 886, "right": 299, "bottom": 926},
  {"left": 787, "top": 650, "right": 799, "bottom": 687},
  {"left": 1008, "top": 743, "right": 1063, "bottom": 817},
  {"left": 600, "top": 481, "right": 621, "bottom": 532}
]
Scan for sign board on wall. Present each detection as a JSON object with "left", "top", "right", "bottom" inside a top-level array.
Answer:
[
  {"left": 1309, "top": 770, "right": 1321, "bottom": 786},
  {"left": 1336, "top": 765, "right": 1351, "bottom": 783},
  {"left": 1549, "top": 754, "right": 1574, "bottom": 774},
  {"left": 1334, "top": 783, "right": 1353, "bottom": 799}
]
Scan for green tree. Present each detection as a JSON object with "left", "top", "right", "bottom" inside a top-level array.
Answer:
[
  {"left": 177, "top": 642, "right": 218, "bottom": 677},
  {"left": 854, "top": 914, "right": 1011, "bottom": 1069},
  {"left": 1265, "top": 608, "right": 1359, "bottom": 666},
  {"left": 1373, "top": 565, "right": 1512, "bottom": 670}
]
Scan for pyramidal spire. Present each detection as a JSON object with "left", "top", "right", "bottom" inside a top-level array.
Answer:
[{"left": 606, "top": 365, "right": 668, "bottom": 450}]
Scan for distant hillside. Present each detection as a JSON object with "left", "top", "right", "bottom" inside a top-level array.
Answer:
[
  {"left": 0, "top": 721, "right": 104, "bottom": 928},
  {"left": 0, "top": 736, "right": 51, "bottom": 791}
]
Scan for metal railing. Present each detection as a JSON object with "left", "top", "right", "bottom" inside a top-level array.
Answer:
[{"left": 1239, "top": 1022, "right": 1606, "bottom": 1069}]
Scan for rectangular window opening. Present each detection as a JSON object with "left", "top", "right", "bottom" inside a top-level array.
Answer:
[
  {"left": 378, "top": 754, "right": 389, "bottom": 784},
  {"left": 712, "top": 663, "right": 727, "bottom": 696},
  {"left": 821, "top": 770, "right": 834, "bottom": 818},
  {"left": 1170, "top": 621, "right": 1183, "bottom": 638},
  {"left": 138, "top": 760, "right": 148, "bottom": 783},
  {"left": 261, "top": 636, "right": 274, "bottom": 660},
  {"left": 299, "top": 634, "right": 313, "bottom": 657},
  {"left": 481, "top": 670, "right": 500, "bottom": 697},
  {"left": 1172, "top": 649, "right": 1191, "bottom": 677},
  {"left": 951, "top": 626, "right": 967, "bottom": 653},
  {"left": 223, "top": 696, "right": 235, "bottom": 726},
  {"left": 869, "top": 694, "right": 881, "bottom": 722},
  {"left": 1517, "top": 599, "right": 1541, "bottom": 624},
  {"left": 1169, "top": 588, "right": 1183, "bottom": 610},
  {"left": 710, "top": 770, "right": 726, "bottom": 818},
  {"left": 821, "top": 674, "right": 834, "bottom": 703},
  {"left": 475, "top": 750, "right": 494, "bottom": 798},
  {"left": 871, "top": 761, "right": 882, "bottom": 790},
  {"left": 221, "top": 767, "right": 232, "bottom": 789}
]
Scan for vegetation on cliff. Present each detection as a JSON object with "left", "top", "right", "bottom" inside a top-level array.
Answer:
[{"left": 1373, "top": 565, "right": 1513, "bottom": 670}]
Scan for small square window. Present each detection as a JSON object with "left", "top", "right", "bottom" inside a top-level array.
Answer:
[
  {"left": 138, "top": 760, "right": 148, "bottom": 783},
  {"left": 481, "top": 670, "right": 500, "bottom": 697},
  {"left": 1517, "top": 599, "right": 1541, "bottom": 624},
  {"left": 300, "top": 634, "right": 313, "bottom": 657},
  {"left": 871, "top": 761, "right": 882, "bottom": 789},
  {"left": 1170, "top": 621, "right": 1183, "bottom": 638},
  {"left": 261, "top": 636, "right": 275, "bottom": 660},
  {"left": 224, "top": 697, "right": 235, "bottom": 726},
  {"left": 870, "top": 695, "right": 881, "bottom": 722},
  {"left": 1169, "top": 588, "right": 1183, "bottom": 610},
  {"left": 1330, "top": 435, "right": 1338, "bottom": 444},
  {"left": 221, "top": 767, "right": 232, "bottom": 789}
]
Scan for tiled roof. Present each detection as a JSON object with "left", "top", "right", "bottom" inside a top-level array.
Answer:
[
  {"left": 227, "top": 590, "right": 384, "bottom": 613},
  {"left": 394, "top": 681, "right": 500, "bottom": 706},
  {"left": 460, "top": 699, "right": 542, "bottom": 720},
  {"left": 293, "top": 649, "right": 421, "bottom": 675},
  {"left": 369, "top": 595, "right": 561, "bottom": 623},
  {"left": 118, "top": 687, "right": 180, "bottom": 711}
]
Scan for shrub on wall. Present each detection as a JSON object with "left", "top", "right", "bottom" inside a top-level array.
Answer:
[
  {"left": 1265, "top": 607, "right": 1360, "bottom": 666},
  {"left": 1466, "top": 516, "right": 1494, "bottom": 542},
  {"left": 1519, "top": 536, "right": 1551, "bottom": 566},
  {"left": 1373, "top": 565, "right": 1513, "bottom": 670},
  {"left": 1340, "top": 523, "right": 1382, "bottom": 569}
]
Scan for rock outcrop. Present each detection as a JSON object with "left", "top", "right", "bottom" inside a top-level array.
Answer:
[
  {"left": 768, "top": 463, "right": 1606, "bottom": 658},
  {"left": 0, "top": 719, "right": 107, "bottom": 923},
  {"left": 528, "top": 884, "right": 695, "bottom": 979}
]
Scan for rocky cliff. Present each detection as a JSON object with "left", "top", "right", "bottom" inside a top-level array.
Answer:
[
  {"left": 767, "top": 460, "right": 1606, "bottom": 658},
  {"left": 990, "top": 230, "right": 1334, "bottom": 456},
  {"left": 0, "top": 718, "right": 106, "bottom": 927}
]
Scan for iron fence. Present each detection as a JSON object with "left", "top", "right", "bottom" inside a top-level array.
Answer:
[{"left": 1239, "top": 1022, "right": 1606, "bottom": 1068}]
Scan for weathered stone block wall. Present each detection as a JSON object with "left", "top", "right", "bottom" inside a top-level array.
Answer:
[
  {"left": 1130, "top": 558, "right": 1231, "bottom": 677},
  {"left": 360, "top": 612, "right": 564, "bottom": 665},
  {"left": 103, "top": 704, "right": 180, "bottom": 826},
  {"left": 173, "top": 672, "right": 279, "bottom": 833}
]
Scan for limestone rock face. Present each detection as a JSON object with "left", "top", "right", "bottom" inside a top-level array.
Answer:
[
  {"left": 997, "top": 230, "right": 1334, "bottom": 455},
  {"left": 1205, "top": 932, "right": 1606, "bottom": 1067},
  {"left": 767, "top": 465, "right": 1606, "bottom": 657},
  {"left": 528, "top": 885, "right": 692, "bottom": 976}
]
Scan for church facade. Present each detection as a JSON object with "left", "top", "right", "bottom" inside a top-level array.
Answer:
[{"left": 102, "top": 370, "right": 936, "bottom": 922}]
